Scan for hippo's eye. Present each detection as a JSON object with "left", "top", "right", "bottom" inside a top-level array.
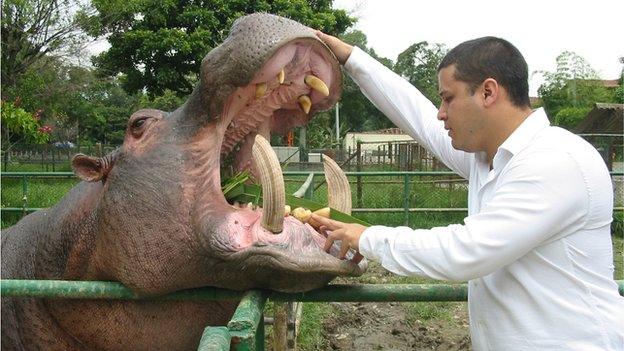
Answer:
[
  {"left": 132, "top": 118, "right": 146, "bottom": 128},
  {"left": 130, "top": 117, "right": 152, "bottom": 138}
]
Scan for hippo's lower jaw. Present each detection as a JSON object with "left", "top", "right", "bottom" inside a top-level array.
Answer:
[
  {"left": 194, "top": 38, "right": 366, "bottom": 292},
  {"left": 202, "top": 207, "right": 365, "bottom": 293}
]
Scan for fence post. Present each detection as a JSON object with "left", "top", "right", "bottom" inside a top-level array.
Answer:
[
  {"left": 22, "top": 175, "right": 28, "bottom": 216},
  {"left": 356, "top": 141, "right": 363, "bottom": 208},
  {"left": 403, "top": 173, "right": 410, "bottom": 226},
  {"left": 95, "top": 143, "right": 103, "bottom": 157}
]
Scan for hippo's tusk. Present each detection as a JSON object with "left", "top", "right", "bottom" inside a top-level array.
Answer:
[
  {"left": 297, "top": 95, "right": 311, "bottom": 114},
  {"left": 323, "top": 154, "right": 352, "bottom": 215},
  {"left": 278, "top": 69, "right": 285, "bottom": 84},
  {"left": 255, "top": 82, "right": 267, "bottom": 98},
  {"left": 252, "top": 135, "right": 285, "bottom": 233},
  {"left": 305, "top": 75, "right": 330, "bottom": 97}
]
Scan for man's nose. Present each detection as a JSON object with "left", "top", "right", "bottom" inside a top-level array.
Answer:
[{"left": 437, "top": 108, "right": 447, "bottom": 121}]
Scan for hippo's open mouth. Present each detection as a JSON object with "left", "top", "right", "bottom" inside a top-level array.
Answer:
[{"left": 198, "top": 37, "right": 365, "bottom": 292}]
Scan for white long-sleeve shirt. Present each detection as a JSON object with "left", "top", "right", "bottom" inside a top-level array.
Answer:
[{"left": 346, "top": 46, "right": 624, "bottom": 350}]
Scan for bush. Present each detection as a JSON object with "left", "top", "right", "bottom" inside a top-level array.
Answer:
[{"left": 553, "top": 106, "right": 592, "bottom": 130}]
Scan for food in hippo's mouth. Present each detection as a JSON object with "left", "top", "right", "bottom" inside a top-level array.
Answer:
[{"left": 222, "top": 132, "right": 365, "bottom": 261}]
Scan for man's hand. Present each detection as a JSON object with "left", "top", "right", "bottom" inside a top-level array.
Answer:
[
  {"left": 310, "top": 213, "right": 367, "bottom": 263},
  {"left": 315, "top": 31, "right": 353, "bottom": 65}
]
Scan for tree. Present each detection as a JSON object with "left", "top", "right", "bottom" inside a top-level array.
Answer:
[
  {"left": 87, "top": 0, "right": 355, "bottom": 97},
  {"left": 1, "top": 99, "right": 51, "bottom": 168},
  {"left": 338, "top": 30, "right": 395, "bottom": 133},
  {"left": 6, "top": 57, "right": 140, "bottom": 146},
  {"left": 537, "top": 51, "right": 614, "bottom": 128},
  {"left": 394, "top": 41, "right": 447, "bottom": 106},
  {"left": 1, "top": 0, "right": 91, "bottom": 91}
]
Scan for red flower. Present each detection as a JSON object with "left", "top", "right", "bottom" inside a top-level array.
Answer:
[
  {"left": 38, "top": 125, "right": 53, "bottom": 134},
  {"left": 33, "top": 109, "right": 44, "bottom": 121}
]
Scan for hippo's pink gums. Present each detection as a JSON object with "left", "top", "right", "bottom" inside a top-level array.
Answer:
[{"left": 1, "top": 13, "right": 365, "bottom": 351}]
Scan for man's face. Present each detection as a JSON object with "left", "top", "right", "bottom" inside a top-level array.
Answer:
[{"left": 437, "top": 65, "right": 487, "bottom": 153}]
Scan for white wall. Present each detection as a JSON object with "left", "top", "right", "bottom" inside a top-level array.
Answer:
[{"left": 343, "top": 132, "right": 414, "bottom": 150}]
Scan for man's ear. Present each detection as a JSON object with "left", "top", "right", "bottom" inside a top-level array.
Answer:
[
  {"left": 72, "top": 154, "right": 106, "bottom": 182},
  {"left": 482, "top": 78, "right": 499, "bottom": 107}
]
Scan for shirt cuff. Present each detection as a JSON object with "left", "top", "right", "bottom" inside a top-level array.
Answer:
[
  {"left": 359, "top": 225, "right": 392, "bottom": 261},
  {"left": 344, "top": 46, "right": 369, "bottom": 75}
]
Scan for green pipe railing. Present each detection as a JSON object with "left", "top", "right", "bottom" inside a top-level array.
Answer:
[
  {"left": 2, "top": 279, "right": 624, "bottom": 351},
  {"left": 3, "top": 279, "right": 623, "bottom": 302},
  {"left": 198, "top": 327, "right": 230, "bottom": 351}
]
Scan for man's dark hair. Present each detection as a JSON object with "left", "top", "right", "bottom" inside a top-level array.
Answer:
[{"left": 438, "top": 37, "right": 530, "bottom": 108}]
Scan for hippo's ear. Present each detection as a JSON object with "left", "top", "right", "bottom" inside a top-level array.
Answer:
[
  {"left": 72, "top": 150, "right": 119, "bottom": 182},
  {"left": 72, "top": 154, "right": 106, "bottom": 182}
]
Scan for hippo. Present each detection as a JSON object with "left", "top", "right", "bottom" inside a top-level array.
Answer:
[{"left": 1, "top": 13, "right": 366, "bottom": 350}]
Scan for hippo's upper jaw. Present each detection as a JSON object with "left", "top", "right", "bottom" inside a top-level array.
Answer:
[{"left": 72, "top": 14, "right": 364, "bottom": 295}]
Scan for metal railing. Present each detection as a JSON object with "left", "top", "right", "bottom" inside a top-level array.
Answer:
[
  {"left": 1, "top": 279, "right": 623, "bottom": 351},
  {"left": 2, "top": 171, "right": 623, "bottom": 225}
]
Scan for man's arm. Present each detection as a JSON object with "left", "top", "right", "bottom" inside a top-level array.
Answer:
[
  {"left": 316, "top": 32, "right": 472, "bottom": 178},
  {"left": 316, "top": 150, "right": 589, "bottom": 281}
]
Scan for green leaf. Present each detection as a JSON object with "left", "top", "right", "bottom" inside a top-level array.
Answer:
[{"left": 225, "top": 182, "right": 369, "bottom": 226}]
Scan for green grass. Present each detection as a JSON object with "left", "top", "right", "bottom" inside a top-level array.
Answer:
[
  {"left": 1, "top": 177, "right": 79, "bottom": 228},
  {"left": 614, "top": 234, "right": 623, "bottom": 281},
  {"left": 1, "top": 161, "right": 73, "bottom": 172}
]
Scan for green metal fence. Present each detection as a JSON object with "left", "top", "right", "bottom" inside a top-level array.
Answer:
[{"left": 4, "top": 171, "right": 622, "bottom": 226}]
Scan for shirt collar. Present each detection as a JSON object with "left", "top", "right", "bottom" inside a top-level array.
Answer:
[
  {"left": 499, "top": 108, "right": 550, "bottom": 155},
  {"left": 492, "top": 108, "right": 550, "bottom": 169}
]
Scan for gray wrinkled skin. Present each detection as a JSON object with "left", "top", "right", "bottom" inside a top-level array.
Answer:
[{"left": 1, "top": 13, "right": 361, "bottom": 351}]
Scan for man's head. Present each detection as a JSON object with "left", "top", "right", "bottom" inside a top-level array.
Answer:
[{"left": 436, "top": 37, "right": 531, "bottom": 156}]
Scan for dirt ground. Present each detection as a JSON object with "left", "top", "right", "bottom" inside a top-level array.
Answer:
[{"left": 319, "top": 264, "right": 471, "bottom": 351}]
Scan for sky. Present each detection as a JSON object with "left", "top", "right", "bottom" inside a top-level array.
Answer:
[{"left": 332, "top": 0, "right": 623, "bottom": 96}]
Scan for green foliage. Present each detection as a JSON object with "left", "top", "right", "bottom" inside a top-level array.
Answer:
[
  {"left": 615, "top": 75, "right": 624, "bottom": 103},
  {"left": 88, "top": 0, "right": 355, "bottom": 97},
  {"left": 138, "top": 89, "right": 185, "bottom": 111},
  {"left": 336, "top": 30, "right": 395, "bottom": 134},
  {"left": 3, "top": 58, "right": 141, "bottom": 145},
  {"left": 1, "top": 100, "right": 50, "bottom": 151},
  {"left": 553, "top": 106, "right": 592, "bottom": 130},
  {"left": 1, "top": 0, "right": 91, "bottom": 89},
  {"left": 394, "top": 41, "right": 448, "bottom": 106},
  {"left": 538, "top": 51, "right": 615, "bottom": 126}
]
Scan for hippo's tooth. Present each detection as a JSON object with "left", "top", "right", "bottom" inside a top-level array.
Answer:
[
  {"left": 297, "top": 95, "right": 311, "bottom": 114},
  {"left": 304, "top": 75, "right": 330, "bottom": 97},
  {"left": 277, "top": 69, "right": 285, "bottom": 84},
  {"left": 284, "top": 205, "right": 291, "bottom": 217},
  {"left": 323, "top": 154, "right": 352, "bottom": 215},
  {"left": 255, "top": 82, "right": 267, "bottom": 98},
  {"left": 252, "top": 135, "right": 285, "bottom": 233}
]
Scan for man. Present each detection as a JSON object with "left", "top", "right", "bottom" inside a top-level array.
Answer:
[{"left": 312, "top": 32, "right": 624, "bottom": 350}]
